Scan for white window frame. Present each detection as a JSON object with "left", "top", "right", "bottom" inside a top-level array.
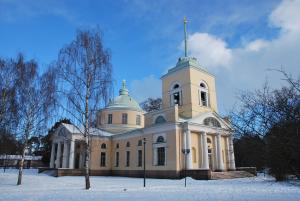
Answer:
[
  {"left": 199, "top": 81, "right": 209, "bottom": 107},
  {"left": 170, "top": 82, "right": 182, "bottom": 106}
]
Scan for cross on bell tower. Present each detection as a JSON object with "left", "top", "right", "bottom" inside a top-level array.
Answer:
[{"left": 184, "top": 16, "right": 188, "bottom": 57}]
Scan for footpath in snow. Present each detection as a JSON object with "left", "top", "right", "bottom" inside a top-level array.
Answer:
[{"left": 0, "top": 169, "right": 299, "bottom": 201}]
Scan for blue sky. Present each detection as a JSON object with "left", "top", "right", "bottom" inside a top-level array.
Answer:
[{"left": 0, "top": 0, "right": 299, "bottom": 115}]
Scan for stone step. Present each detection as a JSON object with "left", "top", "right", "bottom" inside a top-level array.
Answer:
[{"left": 211, "top": 171, "right": 255, "bottom": 180}]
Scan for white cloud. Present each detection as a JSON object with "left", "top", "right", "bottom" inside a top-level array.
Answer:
[
  {"left": 130, "top": 75, "right": 161, "bottom": 103},
  {"left": 187, "top": 33, "right": 232, "bottom": 68},
  {"left": 245, "top": 39, "right": 269, "bottom": 52},
  {"left": 186, "top": 0, "right": 300, "bottom": 114},
  {"left": 269, "top": 0, "right": 300, "bottom": 33}
]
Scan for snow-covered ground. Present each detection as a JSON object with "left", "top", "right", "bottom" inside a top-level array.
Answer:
[{"left": 0, "top": 169, "right": 299, "bottom": 201}]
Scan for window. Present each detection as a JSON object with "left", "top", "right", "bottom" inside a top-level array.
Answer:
[
  {"left": 170, "top": 83, "right": 182, "bottom": 106},
  {"left": 156, "top": 136, "right": 165, "bottom": 143},
  {"left": 115, "top": 152, "right": 119, "bottom": 167},
  {"left": 122, "top": 113, "right": 128, "bottom": 124},
  {"left": 116, "top": 143, "right": 119, "bottom": 149},
  {"left": 126, "top": 151, "right": 130, "bottom": 167},
  {"left": 100, "top": 152, "right": 106, "bottom": 167},
  {"left": 157, "top": 147, "right": 165, "bottom": 166},
  {"left": 108, "top": 114, "right": 113, "bottom": 124},
  {"left": 138, "top": 140, "right": 142, "bottom": 146},
  {"left": 126, "top": 141, "right": 130, "bottom": 147},
  {"left": 138, "top": 150, "right": 142, "bottom": 167},
  {"left": 203, "top": 117, "right": 221, "bottom": 127},
  {"left": 136, "top": 115, "right": 141, "bottom": 125},
  {"left": 199, "top": 82, "right": 208, "bottom": 107},
  {"left": 207, "top": 138, "right": 212, "bottom": 144},
  {"left": 155, "top": 116, "right": 166, "bottom": 124},
  {"left": 101, "top": 143, "right": 106, "bottom": 149}
]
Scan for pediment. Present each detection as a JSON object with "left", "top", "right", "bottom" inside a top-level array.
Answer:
[
  {"left": 51, "top": 124, "right": 73, "bottom": 141},
  {"left": 187, "top": 111, "right": 232, "bottom": 130}
]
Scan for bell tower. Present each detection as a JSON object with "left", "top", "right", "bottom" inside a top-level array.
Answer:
[{"left": 161, "top": 17, "right": 218, "bottom": 119}]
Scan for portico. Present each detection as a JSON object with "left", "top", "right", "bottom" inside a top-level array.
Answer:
[
  {"left": 184, "top": 121, "right": 235, "bottom": 172},
  {"left": 50, "top": 132, "right": 83, "bottom": 169}
]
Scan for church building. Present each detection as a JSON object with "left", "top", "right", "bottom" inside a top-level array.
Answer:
[{"left": 49, "top": 19, "right": 236, "bottom": 179}]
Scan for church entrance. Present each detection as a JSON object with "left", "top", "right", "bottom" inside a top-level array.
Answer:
[
  {"left": 75, "top": 153, "right": 80, "bottom": 169},
  {"left": 208, "top": 148, "right": 213, "bottom": 170}
]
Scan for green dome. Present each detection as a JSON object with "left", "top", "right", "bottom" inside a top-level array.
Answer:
[{"left": 106, "top": 80, "right": 143, "bottom": 111}]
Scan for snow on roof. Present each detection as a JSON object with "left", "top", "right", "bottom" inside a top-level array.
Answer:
[{"left": 61, "top": 123, "right": 112, "bottom": 137}]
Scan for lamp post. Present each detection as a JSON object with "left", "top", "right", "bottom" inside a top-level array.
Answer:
[
  {"left": 182, "top": 148, "right": 190, "bottom": 187},
  {"left": 3, "top": 154, "right": 7, "bottom": 173},
  {"left": 143, "top": 138, "right": 146, "bottom": 187}
]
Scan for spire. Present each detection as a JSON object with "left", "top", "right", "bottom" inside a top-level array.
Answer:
[
  {"left": 119, "top": 79, "right": 129, "bottom": 95},
  {"left": 184, "top": 16, "right": 188, "bottom": 57}
]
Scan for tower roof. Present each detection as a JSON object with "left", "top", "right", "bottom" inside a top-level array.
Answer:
[{"left": 106, "top": 80, "right": 143, "bottom": 111}]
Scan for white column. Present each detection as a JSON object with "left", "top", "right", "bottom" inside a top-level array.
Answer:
[
  {"left": 214, "top": 135, "right": 218, "bottom": 170},
  {"left": 49, "top": 143, "right": 55, "bottom": 168},
  {"left": 69, "top": 140, "right": 75, "bottom": 169},
  {"left": 186, "top": 129, "right": 192, "bottom": 169},
  {"left": 62, "top": 141, "right": 68, "bottom": 168},
  {"left": 228, "top": 135, "right": 236, "bottom": 170},
  {"left": 226, "top": 137, "right": 231, "bottom": 169},
  {"left": 153, "top": 147, "right": 158, "bottom": 166},
  {"left": 201, "top": 132, "right": 209, "bottom": 169},
  {"left": 216, "top": 134, "right": 224, "bottom": 171},
  {"left": 56, "top": 142, "right": 62, "bottom": 168}
]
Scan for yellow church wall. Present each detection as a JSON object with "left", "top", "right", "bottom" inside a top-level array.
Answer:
[
  {"left": 144, "top": 105, "right": 178, "bottom": 127},
  {"left": 99, "top": 109, "right": 144, "bottom": 127},
  {"left": 100, "top": 129, "right": 180, "bottom": 172},
  {"left": 189, "top": 68, "right": 218, "bottom": 114},
  {"left": 162, "top": 68, "right": 191, "bottom": 108},
  {"left": 191, "top": 132, "right": 200, "bottom": 169},
  {"left": 89, "top": 137, "right": 112, "bottom": 170},
  {"left": 161, "top": 66, "right": 218, "bottom": 119},
  {"left": 97, "top": 109, "right": 144, "bottom": 133}
]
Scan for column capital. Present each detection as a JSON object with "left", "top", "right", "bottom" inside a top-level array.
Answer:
[{"left": 200, "top": 131, "right": 207, "bottom": 135}]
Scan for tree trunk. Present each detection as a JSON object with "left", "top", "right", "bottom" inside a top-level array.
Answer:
[
  {"left": 84, "top": 90, "right": 90, "bottom": 190},
  {"left": 84, "top": 137, "right": 90, "bottom": 189},
  {"left": 17, "top": 141, "right": 27, "bottom": 185}
]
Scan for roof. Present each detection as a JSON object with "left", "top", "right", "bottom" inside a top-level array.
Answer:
[
  {"left": 62, "top": 123, "right": 113, "bottom": 137},
  {"left": 105, "top": 80, "right": 143, "bottom": 112},
  {"left": 161, "top": 56, "right": 213, "bottom": 78}
]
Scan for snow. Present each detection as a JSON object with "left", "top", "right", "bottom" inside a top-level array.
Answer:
[{"left": 0, "top": 169, "right": 299, "bottom": 201}]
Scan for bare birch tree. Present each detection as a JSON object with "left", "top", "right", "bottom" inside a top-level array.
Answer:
[
  {"left": 0, "top": 57, "right": 18, "bottom": 134},
  {"left": 56, "top": 29, "right": 112, "bottom": 189},
  {"left": 13, "top": 54, "right": 57, "bottom": 185}
]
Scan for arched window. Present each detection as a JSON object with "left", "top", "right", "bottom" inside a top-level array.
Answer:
[
  {"left": 156, "top": 136, "right": 165, "bottom": 143},
  {"left": 101, "top": 143, "right": 106, "bottom": 149},
  {"left": 207, "top": 138, "right": 212, "bottom": 144},
  {"left": 126, "top": 141, "right": 130, "bottom": 147},
  {"left": 116, "top": 143, "right": 119, "bottom": 149},
  {"left": 155, "top": 116, "right": 166, "bottom": 124},
  {"left": 170, "top": 83, "right": 182, "bottom": 106},
  {"left": 199, "top": 81, "right": 209, "bottom": 107},
  {"left": 173, "top": 84, "right": 180, "bottom": 89},
  {"left": 203, "top": 117, "right": 221, "bottom": 128},
  {"left": 138, "top": 140, "right": 142, "bottom": 146}
]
